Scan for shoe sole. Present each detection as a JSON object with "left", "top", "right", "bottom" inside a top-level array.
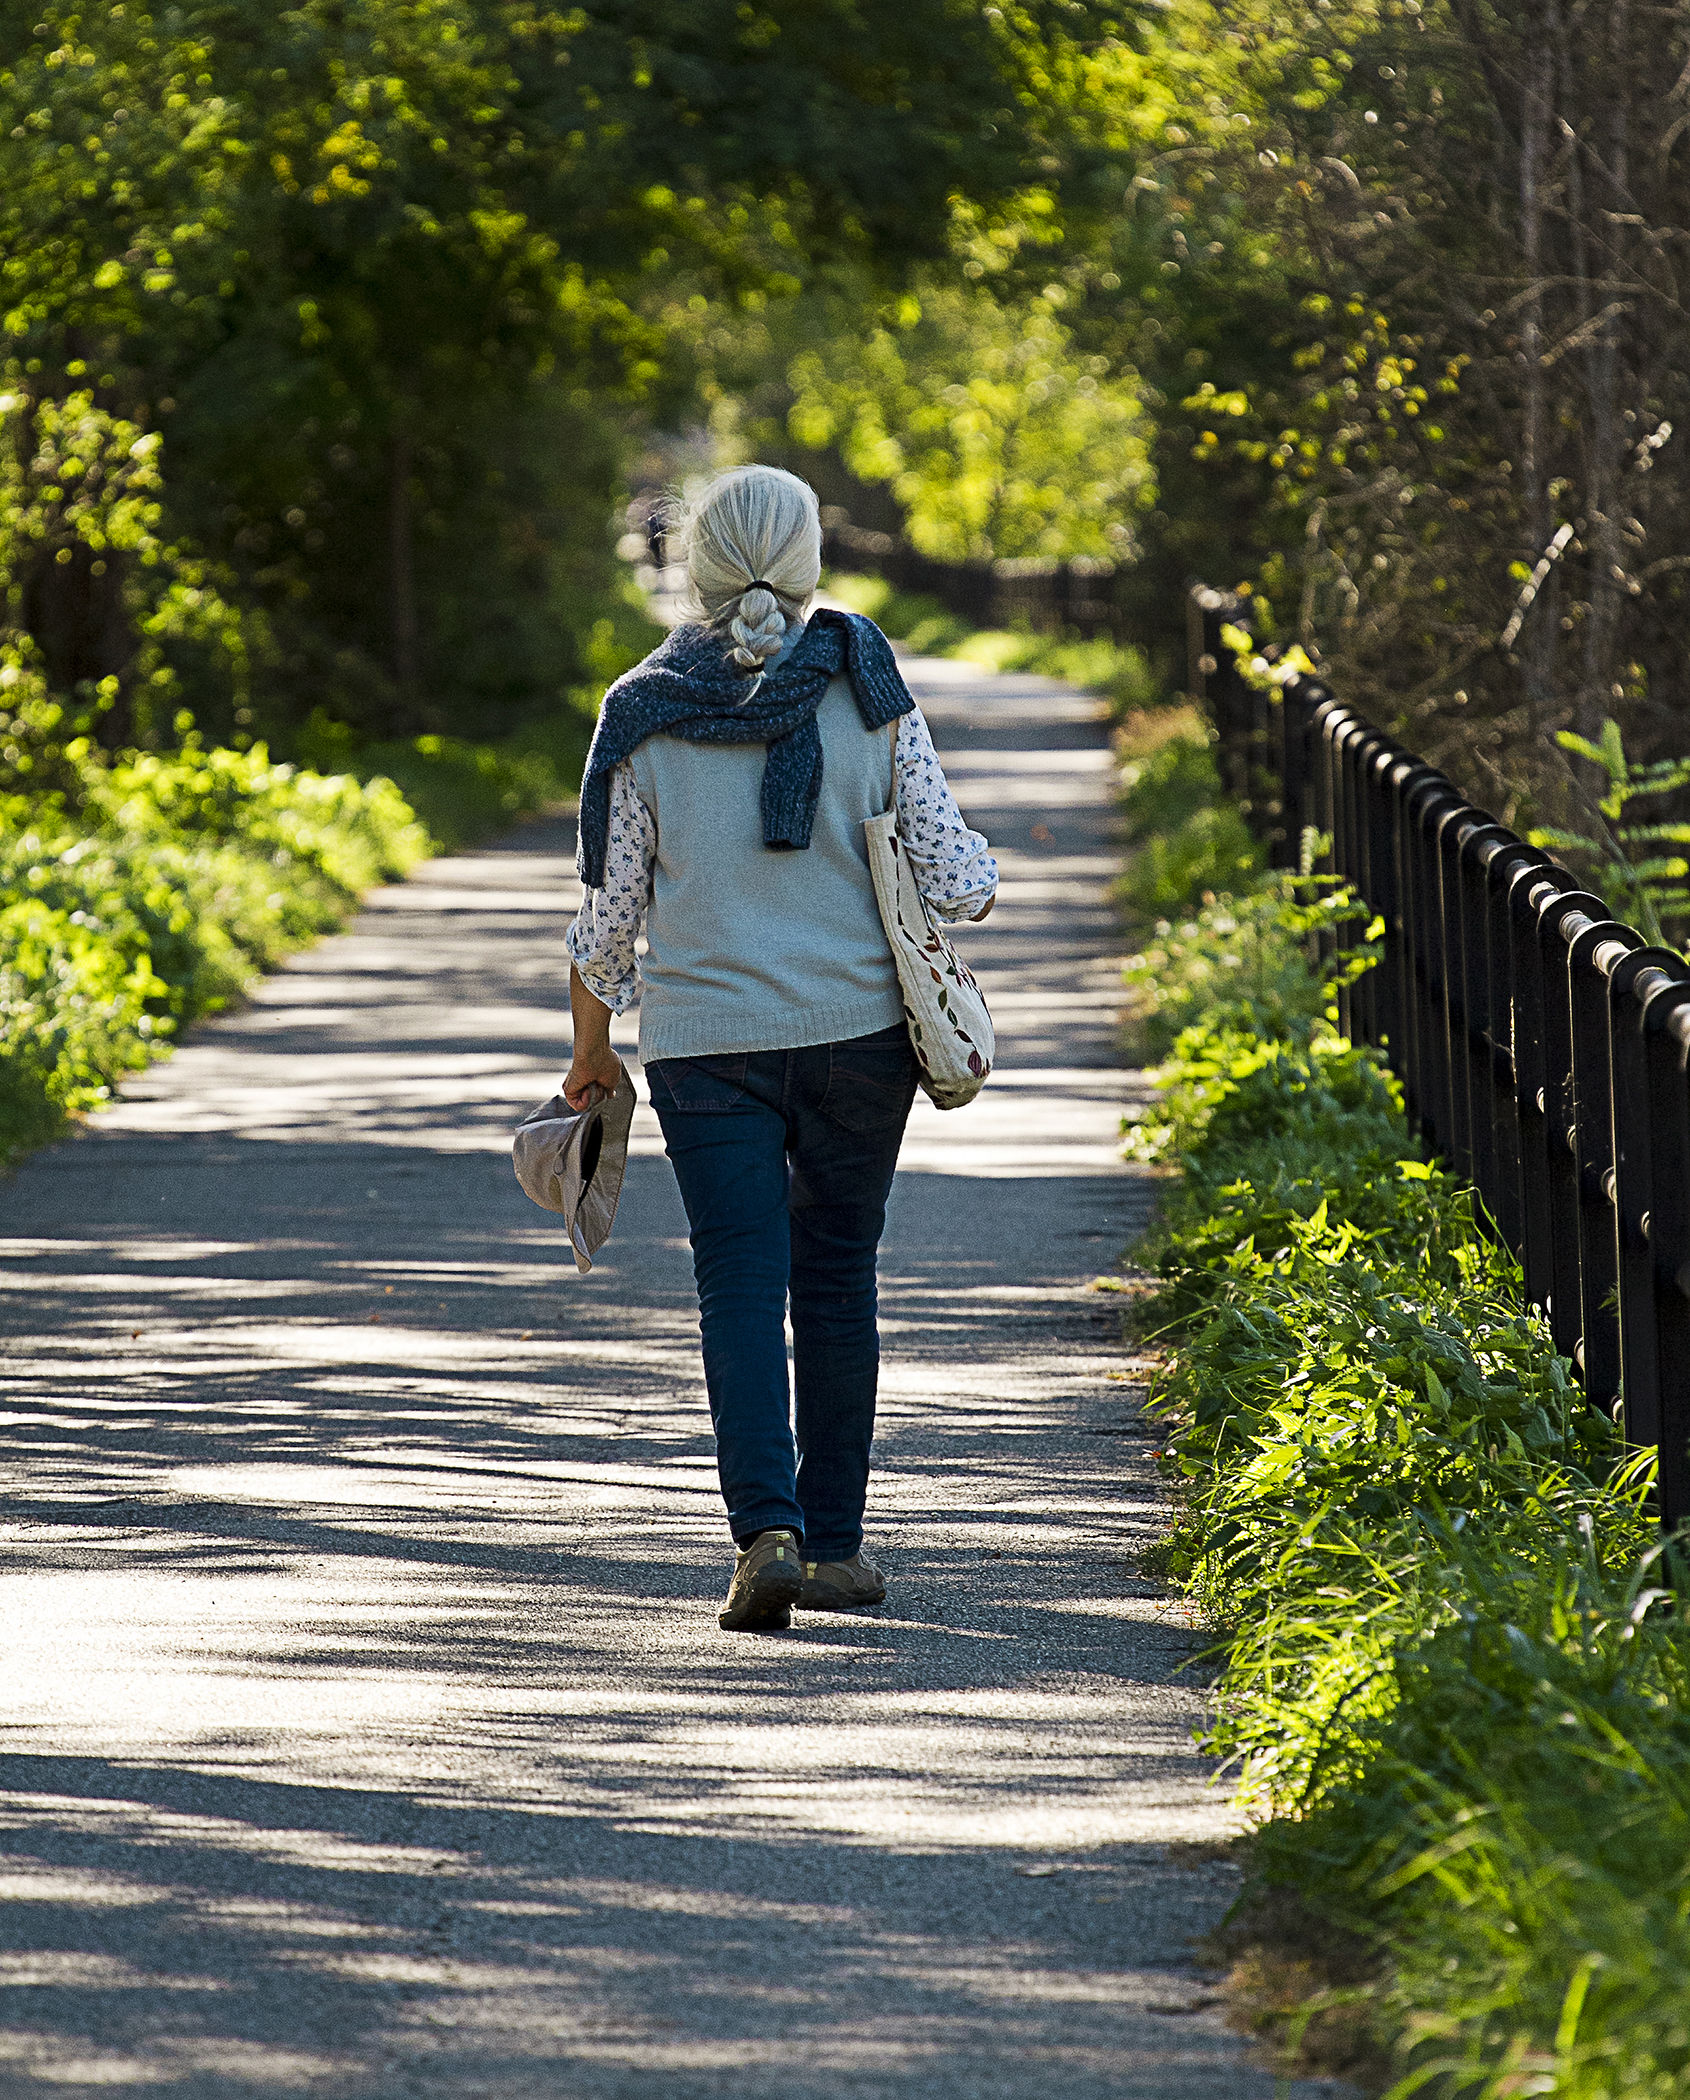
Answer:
[
  {"left": 719, "top": 1565, "right": 804, "bottom": 1631},
  {"left": 795, "top": 1589, "right": 886, "bottom": 1611}
]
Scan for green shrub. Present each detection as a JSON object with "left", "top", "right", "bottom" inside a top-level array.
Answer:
[
  {"left": 1120, "top": 803, "right": 1265, "bottom": 920},
  {"left": 1121, "top": 873, "right": 1373, "bottom": 1061},
  {"left": 953, "top": 625, "right": 1162, "bottom": 714},
  {"left": 349, "top": 734, "right": 560, "bottom": 853},
  {"left": 0, "top": 888, "right": 167, "bottom": 1147},
  {"left": 822, "top": 571, "right": 973, "bottom": 653},
  {"left": 97, "top": 741, "right": 429, "bottom": 893},
  {"left": 294, "top": 692, "right": 600, "bottom": 853},
  {"left": 1116, "top": 729, "right": 1265, "bottom": 920},
  {"left": 0, "top": 567, "right": 646, "bottom": 1168},
  {"left": 0, "top": 737, "right": 429, "bottom": 1165}
]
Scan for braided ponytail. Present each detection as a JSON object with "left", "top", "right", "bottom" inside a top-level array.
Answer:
[
  {"left": 676, "top": 466, "right": 822, "bottom": 673},
  {"left": 727, "top": 584, "right": 788, "bottom": 670}
]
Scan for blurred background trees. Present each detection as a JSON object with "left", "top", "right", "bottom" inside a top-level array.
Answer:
[
  {"left": 1080, "top": 0, "right": 1690, "bottom": 831},
  {"left": 0, "top": 0, "right": 1072, "bottom": 763},
  {"left": 5, "top": 0, "right": 1690, "bottom": 834},
  {"left": 700, "top": 0, "right": 1690, "bottom": 841}
]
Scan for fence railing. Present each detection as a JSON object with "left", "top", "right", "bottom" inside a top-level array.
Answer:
[{"left": 1190, "top": 583, "right": 1690, "bottom": 1529}]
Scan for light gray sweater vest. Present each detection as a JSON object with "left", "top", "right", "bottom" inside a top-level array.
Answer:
[{"left": 628, "top": 675, "right": 905, "bottom": 1064}]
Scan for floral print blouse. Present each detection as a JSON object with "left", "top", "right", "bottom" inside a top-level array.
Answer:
[{"left": 565, "top": 704, "right": 998, "bottom": 1016}]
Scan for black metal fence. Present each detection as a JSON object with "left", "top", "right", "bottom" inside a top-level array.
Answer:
[{"left": 1190, "top": 584, "right": 1690, "bottom": 1528}]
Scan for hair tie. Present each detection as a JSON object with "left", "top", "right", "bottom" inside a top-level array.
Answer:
[{"left": 743, "top": 579, "right": 778, "bottom": 596}]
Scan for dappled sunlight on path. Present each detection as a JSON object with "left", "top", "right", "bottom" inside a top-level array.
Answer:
[{"left": 0, "top": 660, "right": 1346, "bottom": 2097}]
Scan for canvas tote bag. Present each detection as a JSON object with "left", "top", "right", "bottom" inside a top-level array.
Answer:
[{"left": 863, "top": 725, "right": 994, "bottom": 1111}]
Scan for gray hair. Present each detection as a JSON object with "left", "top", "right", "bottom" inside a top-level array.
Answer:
[{"left": 676, "top": 465, "right": 822, "bottom": 671}]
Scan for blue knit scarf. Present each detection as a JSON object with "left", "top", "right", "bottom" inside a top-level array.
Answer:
[{"left": 575, "top": 607, "right": 914, "bottom": 889}]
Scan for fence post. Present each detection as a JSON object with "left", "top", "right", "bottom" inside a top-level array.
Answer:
[
  {"left": 1451, "top": 822, "right": 1513, "bottom": 1228},
  {"left": 1279, "top": 678, "right": 1315, "bottom": 871},
  {"left": 1507, "top": 862, "right": 1568, "bottom": 1315},
  {"left": 1326, "top": 709, "right": 1365, "bottom": 1037},
  {"left": 1609, "top": 956, "right": 1690, "bottom": 1460},
  {"left": 1421, "top": 792, "right": 1468, "bottom": 1164},
  {"left": 1566, "top": 915, "right": 1642, "bottom": 1413},
  {"left": 1534, "top": 890, "right": 1610, "bottom": 1368},
  {"left": 1188, "top": 585, "right": 1254, "bottom": 810},
  {"left": 1358, "top": 737, "right": 1398, "bottom": 1055},
  {"left": 1481, "top": 841, "right": 1553, "bottom": 1269},
  {"left": 1387, "top": 759, "right": 1439, "bottom": 1133},
  {"left": 1398, "top": 776, "right": 1451, "bottom": 1154},
  {"left": 1338, "top": 717, "right": 1386, "bottom": 1047},
  {"left": 1644, "top": 993, "right": 1690, "bottom": 1530}
]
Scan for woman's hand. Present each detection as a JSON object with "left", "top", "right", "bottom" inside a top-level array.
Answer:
[
  {"left": 564, "top": 965, "right": 623, "bottom": 1111},
  {"left": 564, "top": 1042, "right": 623, "bottom": 1112}
]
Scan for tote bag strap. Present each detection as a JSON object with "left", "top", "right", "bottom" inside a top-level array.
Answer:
[{"left": 885, "top": 716, "right": 899, "bottom": 818}]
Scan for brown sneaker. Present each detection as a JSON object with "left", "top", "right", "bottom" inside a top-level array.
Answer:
[
  {"left": 719, "top": 1529, "right": 804, "bottom": 1631},
  {"left": 797, "top": 1551, "right": 886, "bottom": 1611}
]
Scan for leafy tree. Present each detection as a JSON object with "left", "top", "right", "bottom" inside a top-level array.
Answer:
[
  {"left": 727, "top": 0, "right": 1690, "bottom": 841},
  {"left": 0, "top": 0, "right": 1077, "bottom": 750},
  {"left": 787, "top": 274, "right": 1152, "bottom": 561},
  {"left": 1074, "top": 0, "right": 1690, "bottom": 821}
]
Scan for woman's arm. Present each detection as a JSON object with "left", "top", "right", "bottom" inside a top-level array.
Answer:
[
  {"left": 565, "top": 966, "right": 622, "bottom": 1110},
  {"left": 562, "top": 760, "right": 653, "bottom": 1107},
  {"left": 894, "top": 708, "right": 1000, "bottom": 922},
  {"left": 563, "top": 762, "right": 654, "bottom": 1008}
]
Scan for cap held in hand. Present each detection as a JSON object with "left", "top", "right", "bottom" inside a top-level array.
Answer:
[{"left": 511, "top": 1064, "right": 636, "bottom": 1272}]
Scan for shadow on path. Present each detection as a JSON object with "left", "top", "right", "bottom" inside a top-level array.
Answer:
[{"left": 0, "top": 661, "right": 1342, "bottom": 2097}]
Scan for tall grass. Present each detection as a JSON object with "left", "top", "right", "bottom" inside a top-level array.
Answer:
[{"left": 1130, "top": 870, "right": 1690, "bottom": 2096}]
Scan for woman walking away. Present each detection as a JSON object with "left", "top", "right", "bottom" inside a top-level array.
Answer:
[{"left": 563, "top": 465, "right": 997, "bottom": 1632}]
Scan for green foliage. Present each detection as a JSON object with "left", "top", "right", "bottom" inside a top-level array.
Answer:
[
  {"left": 1074, "top": 0, "right": 1690, "bottom": 812},
  {"left": 721, "top": 0, "right": 1690, "bottom": 819},
  {"left": 822, "top": 572, "right": 973, "bottom": 656},
  {"left": 292, "top": 588, "right": 658, "bottom": 848},
  {"left": 1132, "top": 864, "right": 1690, "bottom": 2096},
  {"left": 0, "top": 741, "right": 427, "bottom": 1165},
  {"left": 1251, "top": 1521, "right": 1690, "bottom": 2100},
  {"left": 1120, "top": 869, "right": 1369, "bottom": 1058},
  {"left": 952, "top": 627, "right": 1162, "bottom": 716},
  {"left": 0, "top": 0, "right": 1071, "bottom": 751},
  {"left": 1116, "top": 730, "right": 1265, "bottom": 920},
  {"left": 345, "top": 715, "right": 593, "bottom": 854},
  {"left": 1125, "top": 731, "right": 1228, "bottom": 838},
  {"left": 0, "top": 385, "right": 254, "bottom": 750},
  {"left": 0, "top": 589, "right": 624, "bottom": 1168},
  {"left": 1133, "top": 1032, "right": 1441, "bottom": 1318},
  {"left": 1529, "top": 718, "right": 1690, "bottom": 946},
  {"left": 825, "top": 569, "right": 1163, "bottom": 714},
  {"left": 789, "top": 275, "right": 1153, "bottom": 561}
]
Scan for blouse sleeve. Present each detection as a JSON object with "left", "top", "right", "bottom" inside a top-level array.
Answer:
[
  {"left": 564, "top": 760, "right": 654, "bottom": 1013},
  {"left": 895, "top": 706, "right": 999, "bottom": 921}
]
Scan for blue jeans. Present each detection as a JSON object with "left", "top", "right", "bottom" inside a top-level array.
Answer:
[{"left": 645, "top": 1023, "right": 918, "bottom": 1560}]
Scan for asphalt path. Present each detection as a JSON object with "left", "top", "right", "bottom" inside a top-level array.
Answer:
[{"left": 0, "top": 657, "right": 1341, "bottom": 2097}]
